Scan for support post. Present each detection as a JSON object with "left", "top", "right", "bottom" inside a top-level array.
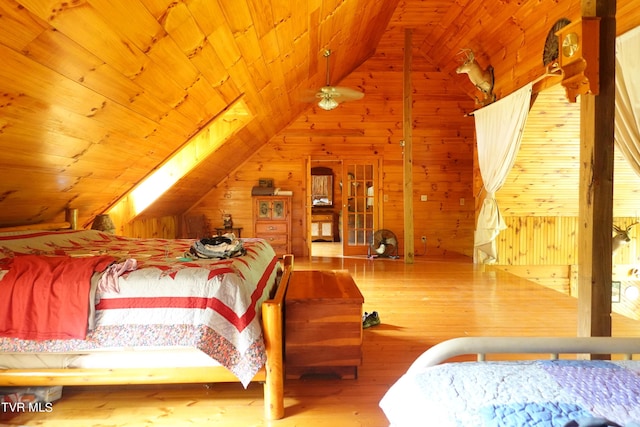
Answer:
[
  {"left": 403, "top": 28, "right": 415, "bottom": 264},
  {"left": 577, "top": 0, "right": 616, "bottom": 342}
]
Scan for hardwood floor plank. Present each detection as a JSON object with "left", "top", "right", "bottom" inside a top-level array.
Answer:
[{"left": 2, "top": 254, "right": 639, "bottom": 426}]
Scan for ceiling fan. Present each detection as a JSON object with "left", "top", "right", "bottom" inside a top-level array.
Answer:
[{"left": 315, "top": 50, "right": 364, "bottom": 111}]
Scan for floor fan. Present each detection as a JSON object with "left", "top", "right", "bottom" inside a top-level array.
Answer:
[{"left": 368, "top": 229, "right": 399, "bottom": 259}]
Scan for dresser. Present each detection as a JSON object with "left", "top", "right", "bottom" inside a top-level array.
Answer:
[
  {"left": 253, "top": 195, "right": 291, "bottom": 257},
  {"left": 311, "top": 212, "right": 334, "bottom": 241}
]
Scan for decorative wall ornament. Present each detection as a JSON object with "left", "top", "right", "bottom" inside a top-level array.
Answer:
[
  {"left": 456, "top": 49, "right": 496, "bottom": 106},
  {"left": 543, "top": 18, "right": 572, "bottom": 68},
  {"left": 91, "top": 214, "right": 115, "bottom": 234},
  {"left": 555, "top": 18, "right": 601, "bottom": 102}
]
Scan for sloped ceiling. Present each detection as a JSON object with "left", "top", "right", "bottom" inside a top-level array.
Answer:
[
  {"left": 0, "top": 0, "right": 637, "bottom": 228},
  {"left": 0, "top": 0, "right": 400, "bottom": 228}
]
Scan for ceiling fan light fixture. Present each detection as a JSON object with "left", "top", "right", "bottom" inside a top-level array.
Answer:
[
  {"left": 307, "top": 49, "right": 363, "bottom": 111},
  {"left": 318, "top": 96, "right": 339, "bottom": 111}
]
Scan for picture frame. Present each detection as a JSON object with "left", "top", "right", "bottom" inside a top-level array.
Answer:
[
  {"left": 612, "top": 280, "right": 621, "bottom": 303},
  {"left": 259, "top": 201, "right": 270, "bottom": 218},
  {"left": 273, "top": 201, "right": 284, "bottom": 219},
  {"left": 259, "top": 178, "right": 273, "bottom": 188}
]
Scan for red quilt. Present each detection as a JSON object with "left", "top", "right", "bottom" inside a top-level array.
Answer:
[{"left": 0, "top": 255, "right": 115, "bottom": 340}]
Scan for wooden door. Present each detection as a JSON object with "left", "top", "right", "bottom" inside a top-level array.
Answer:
[{"left": 342, "top": 160, "right": 379, "bottom": 256}]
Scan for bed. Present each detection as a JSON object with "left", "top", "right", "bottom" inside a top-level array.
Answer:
[
  {"left": 0, "top": 227, "right": 292, "bottom": 420},
  {"left": 380, "top": 337, "right": 640, "bottom": 427}
]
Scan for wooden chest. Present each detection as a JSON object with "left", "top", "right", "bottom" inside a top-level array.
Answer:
[{"left": 285, "top": 270, "right": 364, "bottom": 379}]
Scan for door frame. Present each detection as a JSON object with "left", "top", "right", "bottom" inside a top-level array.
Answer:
[
  {"left": 341, "top": 158, "right": 382, "bottom": 256},
  {"left": 305, "top": 157, "right": 382, "bottom": 258},
  {"left": 305, "top": 157, "right": 344, "bottom": 258}
]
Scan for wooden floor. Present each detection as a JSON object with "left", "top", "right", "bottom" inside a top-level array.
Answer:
[{"left": 3, "top": 252, "right": 640, "bottom": 426}]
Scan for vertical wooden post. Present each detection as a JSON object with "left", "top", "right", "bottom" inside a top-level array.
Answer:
[
  {"left": 577, "top": 0, "right": 616, "bottom": 339},
  {"left": 305, "top": 157, "right": 312, "bottom": 259},
  {"left": 403, "top": 28, "right": 415, "bottom": 264},
  {"left": 65, "top": 208, "right": 78, "bottom": 230},
  {"left": 261, "top": 254, "right": 292, "bottom": 420}
]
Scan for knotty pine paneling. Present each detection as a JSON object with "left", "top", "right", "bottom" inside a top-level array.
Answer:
[
  {"left": 1, "top": 0, "right": 638, "bottom": 233},
  {"left": 495, "top": 216, "right": 579, "bottom": 266},
  {"left": 189, "top": 46, "right": 477, "bottom": 258},
  {"left": 123, "top": 216, "right": 178, "bottom": 239},
  {"left": 494, "top": 216, "right": 640, "bottom": 320},
  {"left": 484, "top": 82, "right": 640, "bottom": 319},
  {"left": 493, "top": 84, "right": 640, "bottom": 268},
  {"left": 0, "top": 0, "right": 401, "bottom": 229}
]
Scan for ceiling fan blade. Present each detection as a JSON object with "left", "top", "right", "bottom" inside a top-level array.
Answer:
[
  {"left": 316, "top": 86, "right": 338, "bottom": 97},
  {"left": 304, "top": 50, "right": 365, "bottom": 110},
  {"left": 316, "top": 86, "right": 364, "bottom": 102},
  {"left": 299, "top": 88, "right": 321, "bottom": 103},
  {"left": 330, "top": 86, "right": 364, "bottom": 101}
]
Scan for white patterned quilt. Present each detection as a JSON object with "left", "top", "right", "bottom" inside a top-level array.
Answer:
[
  {"left": 380, "top": 359, "right": 640, "bottom": 426},
  {"left": 0, "top": 230, "right": 280, "bottom": 386}
]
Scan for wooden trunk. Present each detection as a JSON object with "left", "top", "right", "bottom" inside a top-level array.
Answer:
[{"left": 285, "top": 270, "right": 364, "bottom": 379}]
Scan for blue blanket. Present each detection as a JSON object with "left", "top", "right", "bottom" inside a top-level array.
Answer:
[{"left": 380, "top": 360, "right": 640, "bottom": 426}]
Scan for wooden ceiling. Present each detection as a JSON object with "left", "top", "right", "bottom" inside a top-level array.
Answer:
[{"left": 0, "top": 0, "right": 637, "bottom": 228}]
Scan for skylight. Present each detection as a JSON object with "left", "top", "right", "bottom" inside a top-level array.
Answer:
[{"left": 108, "top": 97, "right": 252, "bottom": 221}]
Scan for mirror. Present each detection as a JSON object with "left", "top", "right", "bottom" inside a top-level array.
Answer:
[{"left": 311, "top": 167, "right": 333, "bottom": 208}]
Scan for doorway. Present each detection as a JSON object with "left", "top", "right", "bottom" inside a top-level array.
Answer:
[
  {"left": 342, "top": 160, "right": 379, "bottom": 256},
  {"left": 309, "top": 160, "right": 343, "bottom": 257},
  {"left": 308, "top": 158, "right": 380, "bottom": 258}
]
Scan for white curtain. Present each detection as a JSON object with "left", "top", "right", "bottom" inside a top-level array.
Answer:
[
  {"left": 615, "top": 26, "right": 640, "bottom": 176},
  {"left": 473, "top": 82, "right": 533, "bottom": 264}
]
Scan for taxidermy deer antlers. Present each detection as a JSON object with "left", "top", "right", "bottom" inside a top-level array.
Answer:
[
  {"left": 456, "top": 49, "right": 496, "bottom": 105},
  {"left": 612, "top": 222, "right": 639, "bottom": 254}
]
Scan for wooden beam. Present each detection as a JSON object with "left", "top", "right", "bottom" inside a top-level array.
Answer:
[
  {"left": 577, "top": 0, "right": 616, "bottom": 340},
  {"left": 0, "top": 222, "right": 71, "bottom": 233},
  {"left": 403, "top": 28, "right": 415, "bottom": 264}
]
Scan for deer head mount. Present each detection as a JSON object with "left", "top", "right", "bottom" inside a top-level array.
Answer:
[
  {"left": 456, "top": 49, "right": 496, "bottom": 105},
  {"left": 612, "top": 222, "right": 639, "bottom": 254}
]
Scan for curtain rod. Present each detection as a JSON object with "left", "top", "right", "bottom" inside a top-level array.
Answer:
[{"left": 463, "top": 69, "right": 562, "bottom": 117}]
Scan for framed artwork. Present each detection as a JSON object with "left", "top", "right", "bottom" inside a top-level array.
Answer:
[
  {"left": 259, "top": 178, "right": 273, "bottom": 188},
  {"left": 612, "top": 281, "right": 621, "bottom": 303},
  {"left": 273, "top": 201, "right": 284, "bottom": 219},
  {"left": 259, "top": 201, "right": 270, "bottom": 218}
]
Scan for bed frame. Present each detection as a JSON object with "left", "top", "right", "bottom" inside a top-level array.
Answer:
[
  {"left": 0, "top": 221, "right": 292, "bottom": 420},
  {"left": 408, "top": 336, "right": 640, "bottom": 373}
]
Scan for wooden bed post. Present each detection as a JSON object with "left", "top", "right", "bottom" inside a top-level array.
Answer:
[{"left": 261, "top": 254, "right": 293, "bottom": 420}]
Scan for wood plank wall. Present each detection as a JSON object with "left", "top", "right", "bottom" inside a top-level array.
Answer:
[
  {"left": 488, "top": 84, "right": 640, "bottom": 319},
  {"left": 122, "top": 216, "right": 177, "bottom": 239},
  {"left": 186, "top": 32, "right": 478, "bottom": 258},
  {"left": 495, "top": 85, "right": 640, "bottom": 264},
  {"left": 123, "top": 16, "right": 640, "bottom": 262}
]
